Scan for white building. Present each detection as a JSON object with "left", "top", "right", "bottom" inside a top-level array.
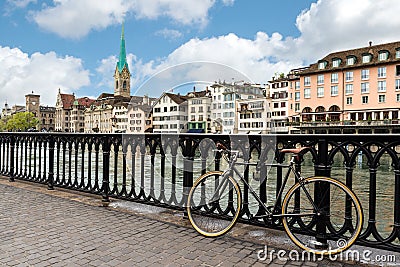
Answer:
[
  {"left": 127, "top": 96, "right": 155, "bottom": 133},
  {"left": 210, "top": 81, "right": 265, "bottom": 134},
  {"left": 187, "top": 88, "right": 212, "bottom": 133},
  {"left": 112, "top": 103, "right": 129, "bottom": 133},
  {"left": 269, "top": 76, "right": 289, "bottom": 133},
  {"left": 237, "top": 98, "right": 271, "bottom": 134},
  {"left": 152, "top": 93, "right": 188, "bottom": 133}
]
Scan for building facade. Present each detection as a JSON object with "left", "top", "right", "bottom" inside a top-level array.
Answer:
[
  {"left": 288, "top": 41, "right": 400, "bottom": 134},
  {"left": 237, "top": 97, "right": 270, "bottom": 134},
  {"left": 187, "top": 88, "right": 212, "bottom": 133},
  {"left": 26, "top": 92, "right": 55, "bottom": 131},
  {"left": 152, "top": 93, "right": 188, "bottom": 133},
  {"left": 210, "top": 82, "right": 265, "bottom": 134},
  {"left": 269, "top": 76, "right": 289, "bottom": 133}
]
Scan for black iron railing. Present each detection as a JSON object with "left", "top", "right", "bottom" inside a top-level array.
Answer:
[{"left": 0, "top": 133, "right": 399, "bottom": 252}]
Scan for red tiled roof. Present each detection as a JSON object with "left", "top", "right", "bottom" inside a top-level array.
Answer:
[
  {"left": 60, "top": 94, "right": 75, "bottom": 109},
  {"left": 303, "top": 41, "right": 400, "bottom": 74},
  {"left": 77, "top": 97, "right": 95, "bottom": 107}
]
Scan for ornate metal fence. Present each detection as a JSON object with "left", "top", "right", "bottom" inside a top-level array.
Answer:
[{"left": 0, "top": 133, "right": 399, "bottom": 252}]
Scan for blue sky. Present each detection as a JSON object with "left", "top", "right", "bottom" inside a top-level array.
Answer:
[{"left": 1, "top": 0, "right": 400, "bottom": 105}]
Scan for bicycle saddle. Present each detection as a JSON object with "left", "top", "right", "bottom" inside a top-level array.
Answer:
[{"left": 280, "top": 147, "right": 311, "bottom": 155}]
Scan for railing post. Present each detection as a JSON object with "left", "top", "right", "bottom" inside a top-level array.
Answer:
[
  {"left": 47, "top": 135, "right": 55, "bottom": 190},
  {"left": 9, "top": 136, "right": 15, "bottom": 182},
  {"left": 182, "top": 137, "right": 194, "bottom": 209},
  {"left": 101, "top": 136, "right": 110, "bottom": 206},
  {"left": 314, "top": 138, "right": 331, "bottom": 248}
]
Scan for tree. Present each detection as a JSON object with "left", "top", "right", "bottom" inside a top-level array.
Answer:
[
  {"left": 0, "top": 117, "right": 8, "bottom": 132},
  {"left": 6, "top": 112, "right": 39, "bottom": 131}
]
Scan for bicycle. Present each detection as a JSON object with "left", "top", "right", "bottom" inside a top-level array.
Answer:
[{"left": 187, "top": 143, "right": 363, "bottom": 255}]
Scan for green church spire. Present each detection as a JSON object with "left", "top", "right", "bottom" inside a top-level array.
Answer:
[{"left": 117, "top": 22, "right": 128, "bottom": 73}]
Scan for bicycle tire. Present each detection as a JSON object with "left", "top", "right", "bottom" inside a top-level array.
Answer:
[
  {"left": 282, "top": 176, "right": 363, "bottom": 255},
  {"left": 187, "top": 171, "right": 242, "bottom": 237}
]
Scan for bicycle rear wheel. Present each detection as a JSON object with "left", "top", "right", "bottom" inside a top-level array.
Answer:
[
  {"left": 187, "top": 171, "right": 242, "bottom": 237},
  {"left": 282, "top": 177, "right": 363, "bottom": 255}
]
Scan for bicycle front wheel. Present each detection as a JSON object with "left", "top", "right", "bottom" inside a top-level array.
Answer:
[
  {"left": 187, "top": 171, "right": 242, "bottom": 237},
  {"left": 282, "top": 177, "right": 363, "bottom": 255}
]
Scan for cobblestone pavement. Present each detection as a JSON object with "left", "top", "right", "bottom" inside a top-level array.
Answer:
[{"left": 0, "top": 179, "right": 392, "bottom": 266}]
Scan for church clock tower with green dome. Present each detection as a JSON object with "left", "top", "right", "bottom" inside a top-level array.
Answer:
[{"left": 114, "top": 23, "right": 131, "bottom": 98}]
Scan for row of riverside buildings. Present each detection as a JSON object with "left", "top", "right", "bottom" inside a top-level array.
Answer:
[{"left": 3, "top": 26, "right": 400, "bottom": 134}]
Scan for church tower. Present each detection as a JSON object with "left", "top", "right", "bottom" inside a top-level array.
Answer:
[{"left": 114, "top": 23, "right": 131, "bottom": 98}]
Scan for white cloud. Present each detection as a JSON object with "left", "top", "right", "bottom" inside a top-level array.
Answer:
[
  {"left": 0, "top": 46, "right": 90, "bottom": 106},
  {"left": 221, "top": 0, "right": 234, "bottom": 6},
  {"left": 155, "top": 28, "right": 183, "bottom": 40},
  {"left": 31, "top": 0, "right": 216, "bottom": 38},
  {"left": 131, "top": 0, "right": 215, "bottom": 27},
  {"left": 31, "top": 0, "right": 129, "bottom": 39},
  {"left": 6, "top": 0, "right": 36, "bottom": 8},
  {"left": 295, "top": 0, "right": 400, "bottom": 60}
]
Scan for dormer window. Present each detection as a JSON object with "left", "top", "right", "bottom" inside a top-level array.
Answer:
[
  {"left": 332, "top": 58, "right": 341, "bottom": 68},
  {"left": 347, "top": 56, "right": 356, "bottom": 66},
  {"left": 362, "top": 54, "right": 372, "bottom": 63},
  {"left": 396, "top": 48, "right": 400, "bottom": 59},
  {"left": 378, "top": 51, "right": 389, "bottom": 61},
  {"left": 318, "top": 61, "right": 327, "bottom": 70}
]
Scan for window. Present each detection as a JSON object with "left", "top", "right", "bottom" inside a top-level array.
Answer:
[
  {"left": 295, "top": 103, "right": 300, "bottom": 111},
  {"left": 295, "top": 81, "right": 300, "bottom": 90},
  {"left": 346, "top": 97, "right": 353, "bottom": 105},
  {"left": 361, "top": 82, "right": 369, "bottom": 93},
  {"left": 378, "top": 67, "right": 386, "bottom": 78},
  {"left": 347, "top": 56, "right": 355, "bottom": 65},
  {"left": 273, "top": 103, "right": 279, "bottom": 108},
  {"left": 362, "top": 96, "right": 369, "bottom": 104},
  {"left": 295, "top": 92, "right": 300, "bottom": 101},
  {"left": 331, "top": 85, "right": 338, "bottom": 96},
  {"left": 332, "top": 58, "right": 341, "bottom": 67},
  {"left": 396, "top": 66, "right": 400, "bottom": 76},
  {"left": 191, "top": 107, "right": 195, "bottom": 113},
  {"left": 397, "top": 94, "right": 400, "bottom": 102},
  {"left": 304, "top": 77, "right": 311, "bottom": 86},
  {"left": 378, "top": 95, "right": 386, "bottom": 103},
  {"left": 304, "top": 88, "right": 311, "bottom": 98},
  {"left": 317, "top": 75, "right": 324, "bottom": 85},
  {"left": 317, "top": 87, "right": 324, "bottom": 97},
  {"left": 346, "top": 71, "right": 353, "bottom": 82},
  {"left": 396, "top": 49, "right": 400, "bottom": 59},
  {"left": 345, "top": 84, "right": 353, "bottom": 95},
  {"left": 331, "top": 73, "right": 338, "bottom": 83},
  {"left": 318, "top": 61, "right": 327, "bottom": 69},
  {"left": 378, "top": 51, "right": 388, "bottom": 61},
  {"left": 281, "top": 102, "right": 286, "bottom": 107},
  {"left": 396, "top": 79, "right": 400, "bottom": 90},
  {"left": 361, "top": 69, "right": 369, "bottom": 80},
  {"left": 362, "top": 54, "right": 371, "bottom": 63},
  {"left": 378, "top": 80, "right": 386, "bottom": 92}
]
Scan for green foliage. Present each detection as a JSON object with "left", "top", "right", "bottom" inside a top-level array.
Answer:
[
  {"left": 5, "top": 112, "right": 39, "bottom": 131},
  {"left": 0, "top": 117, "right": 8, "bottom": 131}
]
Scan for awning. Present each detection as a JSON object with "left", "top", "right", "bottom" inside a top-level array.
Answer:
[{"left": 187, "top": 129, "right": 205, "bottom": 133}]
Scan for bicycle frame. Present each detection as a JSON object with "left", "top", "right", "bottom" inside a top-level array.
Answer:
[{"left": 215, "top": 152, "right": 318, "bottom": 219}]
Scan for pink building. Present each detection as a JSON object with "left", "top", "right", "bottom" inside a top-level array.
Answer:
[{"left": 288, "top": 41, "right": 400, "bottom": 134}]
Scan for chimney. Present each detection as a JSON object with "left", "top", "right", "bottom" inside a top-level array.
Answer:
[
  {"left": 193, "top": 86, "right": 196, "bottom": 92},
  {"left": 369, "top": 41, "right": 372, "bottom": 47}
]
